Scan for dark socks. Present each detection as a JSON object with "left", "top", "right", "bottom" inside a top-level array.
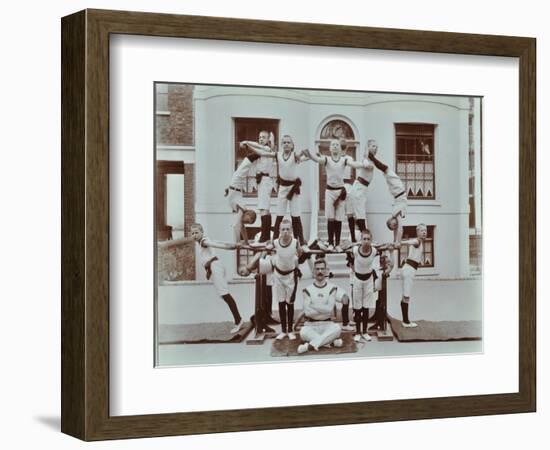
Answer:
[
  {"left": 287, "top": 303, "right": 295, "bottom": 333},
  {"left": 362, "top": 307, "right": 369, "bottom": 334},
  {"left": 342, "top": 303, "right": 350, "bottom": 325},
  {"left": 354, "top": 309, "right": 362, "bottom": 334},
  {"left": 334, "top": 221, "right": 342, "bottom": 246},
  {"left": 278, "top": 302, "right": 288, "bottom": 333},
  {"left": 273, "top": 215, "right": 283, "bottom": 239},
  {"left": 348, "top": 217, "right": 356, "bottom": 242},
  {"left": 291, "top": 216, "right": 306, "bottom": 245},
  {"left": 260, "top": 214, "right": 272, "bottom": 242},
  {"left": 401, "top": 301, "right": 410, "bottom": 323},
  {"left": 369, "top": 154, "right": 389, "bottom": 173},
  {"left": 327, "top": 220, "right": 335, "bottom": 246},
  {"left": 356, "top": 218, "right": 366, "bottom": 232},
  {"left": 222, "top": 294, "right": 242, "bottom": 324}
]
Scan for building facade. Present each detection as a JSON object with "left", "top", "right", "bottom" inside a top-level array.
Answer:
[{"left": 156, "top": 84, "right": 482, "bottom": 282}]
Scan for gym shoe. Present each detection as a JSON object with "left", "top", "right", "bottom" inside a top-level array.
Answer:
[
  {"left": 402, "top": 321, "right": 418, "bottom": 328},
  {"left": 353, "top": 334, "right": 362, "bottom": 343},
  {"left": 230, "top": 320, "right": 245, "bottom": 334},
  {"left": 288, "top": 332, "right": 297, "bottom": 340},
  {"left": 333, "top": 338, "right": 344, "bottom": 348},
  {"left": 276, "top": 332, "right": 287, "bottom": 340},
  {"left": 363, "top": 333, "right": 372, "bottom": 342},
  {"left": 297, "top": 343, "right": 309, "bottom": 354},
  {"left": 334, "top": 245, "right": 343, "bottom": 252},
  {"left": 341, "top": 324, "right": 354, "bottom": 332}
]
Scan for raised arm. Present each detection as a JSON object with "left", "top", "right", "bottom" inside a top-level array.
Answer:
[
  {"left": 202, "top": 238, "right": 240, "bottom": 251},
  {"left": 241, "top": 141, "right": 275, "bottom": 157},
  {"left": 304, "top": 146, "right": 326, "bottom": 165},
  {"left": 399, "top": 237, "right": 420, "bottom": 247},
  {"left": 346, "top": 156, "right": 371, "bottom": 170}
]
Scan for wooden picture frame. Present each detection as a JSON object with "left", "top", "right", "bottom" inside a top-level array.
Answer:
[{"left": 61, "top": 9, "right": 536, "bottom": 441}]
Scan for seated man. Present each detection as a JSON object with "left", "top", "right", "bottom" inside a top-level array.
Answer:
[{"left": 297, "top": 258, "right": 348, "bottom": 354}]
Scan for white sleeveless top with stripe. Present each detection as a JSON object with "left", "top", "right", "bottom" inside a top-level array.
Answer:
[
  {"left": 356, "top": 158, "right": 374, "bottom": 184},
  {"left": 256, "top": 147, "right": 275, "bottom": 174},
  {"left": 277, "top": 151, "right": 298, "bottom": 180},
  {"left": 353, "top": 246, "right": 378, "bottom": 276},
  {"left": 303, "top": 282, "right": 338, "bottom": 321},
  {"left": 407, "top": 240, "right": 424, "bottom": 263},
  {"left": 273, "top": 237, "right": 298, "bottom": 272},
  {"left": 324, "top": 156, "right": 347, "bottom": 187}
]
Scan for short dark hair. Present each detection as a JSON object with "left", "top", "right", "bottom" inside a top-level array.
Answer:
[{"left": 314, "top": 258, "right": 327, "bottom": 269}]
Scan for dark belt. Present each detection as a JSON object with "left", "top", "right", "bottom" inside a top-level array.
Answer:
[
  {"left": 344, "top": 178, "right": 353, "bottom": 185},
  {"left": 279, "top": 177, "right": 302, "bottom": 200},
  {"left": 274, "top": 265, "right": 295, "bottom": 276},
  {"left": 354, "top": 270, "right": 375, "bottom": 281},
  {"left": 394, "top": 190, "right": 406, "bottom": 199},
  {"left": 256, "top": 172, "right": 270, "bottom": 184},
  {"left": 278, "top": 177, "right": 297, "bottom": 187},
  {"left": 224, "top": 186, "right": 242, "bottom": 196},
  {"left": 326, "top": 184, "right": 344, "bottom": 190},
  {"left": 405, "top": 259, "right": 419, "bottom": 270},
  {"left": 305, "top": 317, "right": 332, "bottom": 322},
  {"left": 204, "top": 256, "right": 219, "bottom": 280},
  {"left": 357, "top": 176, "right": 370, "bottom": 187}
]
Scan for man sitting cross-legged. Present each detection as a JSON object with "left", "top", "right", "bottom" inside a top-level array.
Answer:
[{"left": 297, "top": 258, "right": 349, "bottom": 354}]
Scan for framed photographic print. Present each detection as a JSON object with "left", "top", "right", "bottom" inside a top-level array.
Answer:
[{"left": 61, "top": 9, "right": 536, "bottom": 441}]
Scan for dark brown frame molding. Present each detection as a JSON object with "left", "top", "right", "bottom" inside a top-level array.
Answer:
[{"left": 61, "top": 9, "right": 536, "bottom": 441}]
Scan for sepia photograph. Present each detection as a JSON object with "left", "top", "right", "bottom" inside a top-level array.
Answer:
[{"left": 154, "top": 83, "right": 483, "bottom": 367}]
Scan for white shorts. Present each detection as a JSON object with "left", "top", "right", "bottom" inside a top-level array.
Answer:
[
  {"left": 226, "top": 188, "right": 245, "bottom": 213},
  {"left": 351, "top": 181, "right": 369, "bottom": 220},
  {"left": 258, "top": 258, "right": 295, "bottom": 303},
  {"left": 299, "top": 321, "right": 341, "bottom": 349},
  {"left": 325, "top": 187, "right": 345, "bottom": 221},
  {"left": 344, "top": 183, "right": 355, "bottom": 215},
  {"left": 392, "top": 195, "right": 408, "bottom": 219},
  {"left": 351, "top": 274, "right": 377, "bottom": 309},
  {"left": 276, "top": 185, "right": 301, "bottom": 216},
  {"left": 401, "top": 263, "right": 417, "bottom": 298},
  {"left": 257, "top": 176, "right": 274, "bottom": 210},
  {"left": 209, "top": 260, "right": 229, "bottom": 297}
]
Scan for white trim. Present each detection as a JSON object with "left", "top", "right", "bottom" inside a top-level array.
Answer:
[
  {"left": 155, "top": 110, "right": 170, "bottom": 116},
  {"left": 156, "top": 145, "right": 195, "bottom": 151}
]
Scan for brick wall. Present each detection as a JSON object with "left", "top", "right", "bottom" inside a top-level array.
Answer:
[
  {"left": 183, "top": 164, "right": 195, "bottom": 237},
  {"left": 156, "top": 85, "right": 194, "bottom": 145},
  {"left": 158, "top": 239, "right": 196, "bottom": 282}
]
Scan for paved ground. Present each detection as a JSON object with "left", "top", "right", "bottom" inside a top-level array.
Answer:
[{"left": 157, "top": 278, "right": 482, "bottom": 367}]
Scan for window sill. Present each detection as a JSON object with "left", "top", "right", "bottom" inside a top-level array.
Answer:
[
  {"left": 408, "top": 200, "right": 441, "bottom": 206},
  {"left": 156, "top": 110, "right": 171, "bottom": 116}
]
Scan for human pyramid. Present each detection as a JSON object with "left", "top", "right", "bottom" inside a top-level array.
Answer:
[{"left": 189, "top": 130, "right": 428, "bottom": 352}]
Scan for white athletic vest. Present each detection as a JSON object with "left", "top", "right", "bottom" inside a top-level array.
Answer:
[
  {"left": 353, "top": 246, "right": 378, "bottom": 275},
  {"left": 407, "top": 240, "right": 424, "bottom": 263},
  {"left": 325, "top": 156, "right": 347, "bottom": 187},
  {"left": 256, "top": 147, "right": 275, "bottom": 174},
  {"left": 273, "top": 238, "right": 298, "bottom": 272},
  {"left": 197, "top": 237, "right": 217, "bottom": 267},
  {"left": 356, "top": 158, "right": 374, "bottom": 183},
  {"left": 277, "top": 151, "right": 298, "bottom": 180},
  {"left": 302, "top": 282, "right": 338, "bottom": 321},
  {"left": 385, "top": 169, "right": 405, "bottom": 196}
]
